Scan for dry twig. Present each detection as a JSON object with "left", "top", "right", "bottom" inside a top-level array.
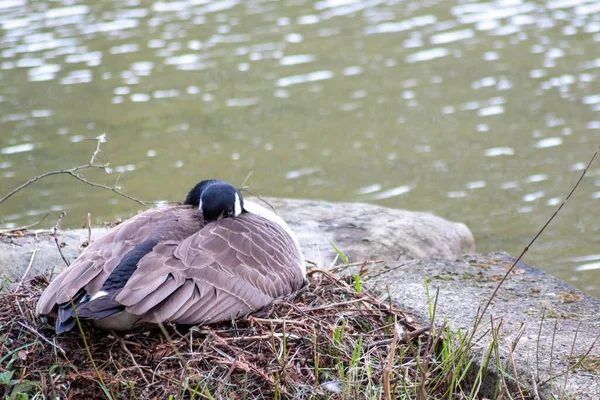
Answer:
[
  {"left": 0, "top": 134, "right": 151, "bottom": 208},
  {"left": 531, "top": 372, "right": 541, "bottom": 400},
  {"left": 383, "top": 315, "right": 399, "bottom": 400},
  {"left": 15, "top": 248, "right": 38, "bottom": 292},
  {"left": 0, "top": 214, "right": 49, "bottom": 234},
  {"left": 0, "top": 269, "right": 432, "bottom": 399},
  {"left": 53, "top": 212, "right": 70, "bottom": 268}
]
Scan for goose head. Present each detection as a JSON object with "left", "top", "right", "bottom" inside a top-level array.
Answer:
[{"left": 184, "top": 180, "right": 243, "bottom": 223}]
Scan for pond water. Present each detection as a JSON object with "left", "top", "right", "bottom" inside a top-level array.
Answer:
[{"left": 1, "top": 0, "right": 599, "bottom": 297}]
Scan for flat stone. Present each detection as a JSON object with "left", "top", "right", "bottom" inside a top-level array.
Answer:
[
  {"left": 0, "top": 228, "right": 107, "bottom": 284},
  {"left": 366, "top": 252, "right": 600, "bottom": 399}
]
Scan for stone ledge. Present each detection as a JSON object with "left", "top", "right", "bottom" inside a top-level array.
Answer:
[
  {"left": 367, "top": 252, "right": 600, "bottom": 399},
  {"left": 2, "top": 198, "right": 597, "bottom": 398},
  {"left": 1, "top": 197, "right": 476, "bottom": 281}
]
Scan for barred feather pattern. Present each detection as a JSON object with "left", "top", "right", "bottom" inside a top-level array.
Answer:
[
  {"left": 117, "top": 213, "right": 305, "bottom": 325},
  {"left": 35, "top": 205, "right": 305, "bottom": 330}
]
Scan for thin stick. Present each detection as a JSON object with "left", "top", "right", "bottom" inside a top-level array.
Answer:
[
  {"left": 0, "top": 134, "right": 151, "bottom": 207},
  {"left": 224, "top": 333, "right": 303, "bottom": 342},
  {"left": 15, "top": 248, "right": 38, "bottom": 292},
  {"left": 120, "top": 338, "right": 150, "bottom": 386},
  {"left": 239, "top": 188, "right": 277, "bottom": 213},
  {"left": 240, "top": 170, "right": 254, "bottom": 190},
  {"left": 299, "top": 298, "right": 367, "bottom": 312},
  {"left": 535, "top": 306, "right": 546, "bottom": 382},
  {"left": 65, "top": 171, "right": 149, "bottom": 207},
  {"left": 89, "top": 134, "right": 105, "bottom": 164},
  {"left": 383, "top": 315, "right": 398, "bottom": 400},
  {"left": 366, "top": 261, "right": 413, "bottom": 280},
  {"left": 405, "top": 325, "right": 432, "bottom": 339},
  {"left": 496, "top": 386, "right": 507, "bottom": 400},
  {"left": 0, "top": 213, "right": 49, "bottom": 234},
  {"left": 507, "top": 324, "right": 526, "bottom": 400},
  {"left": 1, "top": 169, "right": 86, "bottom": 205},
  {"left": 17, "top": 321, "right": 66, "bottom": 356},
  {"left": 250, "top": 317, "right": 309, "bottom": 326},
  {"left": 330, "top": 259, "right": 387, "bottom": 274},
  {"left": 53, "top": 212, "right": 70, "bottom": 267},
  {"left": 216, "top": 360, "right": 238, "bottom": 397},
  {"left": 531, "top": 373, "right": 541, "bottom": 400},
  {"left": 476, "top": 145, "right": 599, "bottom": 325}
]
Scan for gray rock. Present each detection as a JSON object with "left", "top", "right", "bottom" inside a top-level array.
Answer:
[
  {"left": 0, "top": 198, "right": 475, "bottom": 281},
  {"left": 366, "top": 252, "right": 600, "bottom": 399},
  {"left": 266, "top": 198, "right": 475, "bottom": 265},
  {"left": 0, "top": 228, "right": 107, "bottom": 284},
  {"left": 2, "top": 198, "right": 597, "bottom": 398}
]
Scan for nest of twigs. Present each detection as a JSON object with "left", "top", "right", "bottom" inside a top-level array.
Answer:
[{"left": 1, "top": 269, "right": 441, "bottom": 399}]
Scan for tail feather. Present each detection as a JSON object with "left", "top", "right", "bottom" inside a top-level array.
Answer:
[
  {"left": 49, "top": 241, "right": 157, "bottom": 334},
  {"left": 57, "top": 303, "right": 75, "bottom": 321},
  {"left": 54, "top": 290, "right": 85, "bottom": 334},
  {"left": 56, "top": 316, "right": 77, "bottom": 334},
  {"left": 54, "top": 290, "right": 126, "bottom": 334}
]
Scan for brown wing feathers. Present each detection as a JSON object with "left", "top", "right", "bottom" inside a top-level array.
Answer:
[
  {"left": 36, "top": 207, "right": 304, "bottom": 331},
  {"left": 35, "top": 206, "right": 202, "bottom": 315},
  {"left": 118, "top": 213, "right": 304, "bottom": 326}
]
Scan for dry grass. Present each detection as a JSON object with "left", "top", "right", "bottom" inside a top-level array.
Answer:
[{"left": 0, "top": 267, "right": 484, "bottom": 400}]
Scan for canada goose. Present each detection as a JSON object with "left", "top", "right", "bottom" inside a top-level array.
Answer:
[{"left": 36, "top": 180, "right": 306, "bottom": 334}]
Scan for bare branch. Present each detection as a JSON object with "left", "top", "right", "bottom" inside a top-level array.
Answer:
[
  {"left": 531, "top": 373, "right": 541, "bottom": 400},
  {"left": 0, "top": 134, "right": 152, "bottom": 208},
  {"left": 1, "top": 170, "right": 76, "bottom": 204},
  {"left": 65, "top": 170, "right": 148, "bottom": 207},
  {"left": 89, "top": 133, "right": 106, "bottom": 165}
]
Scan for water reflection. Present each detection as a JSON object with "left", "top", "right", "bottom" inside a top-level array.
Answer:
[{"left": 1, "top": 0, "right": 600, "bottom": 296}]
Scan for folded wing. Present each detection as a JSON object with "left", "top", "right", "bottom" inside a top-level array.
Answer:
[
  {"left": 117, "top": 213, "right": 306, "bottom": 325},
  {"left": 35, "top": 206, "right": 202, "bottom": 316}
]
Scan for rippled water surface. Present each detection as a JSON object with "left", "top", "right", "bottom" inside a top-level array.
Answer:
[{"left": 1, "top": 0, "right": 600, "bottom": 296}]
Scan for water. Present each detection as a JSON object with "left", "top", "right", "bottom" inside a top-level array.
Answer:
[{"left": 1, "top": 0, "right": 600, "bottom": 297}]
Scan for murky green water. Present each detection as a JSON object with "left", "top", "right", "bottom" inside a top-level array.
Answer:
[{"left": 1, "top": 0, "right": 600, "bottom": 296}]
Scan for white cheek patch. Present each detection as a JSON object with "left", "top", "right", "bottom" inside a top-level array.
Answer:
[
  {"left": 198, "top": 198, "right": 203, "bottom": 212},
  {"left": 234, "top": 193, "right": 242, "bottom": 217}
]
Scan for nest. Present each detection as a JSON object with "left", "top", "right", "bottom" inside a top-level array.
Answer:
[{"left": 0, "top": 268, "right": 446, "bottom": 399}]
